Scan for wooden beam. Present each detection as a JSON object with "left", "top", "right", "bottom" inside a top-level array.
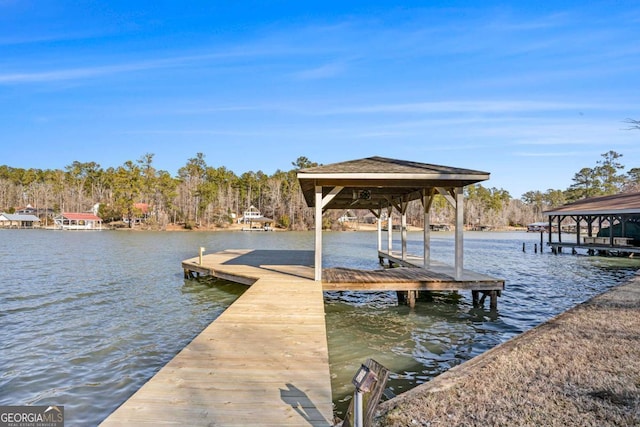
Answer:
[
  {"left": 321, "top": 186, "right": 343, "bottom": 209},
  {"left": 436, "top": 187, "right": 456, "bottom": 207}
]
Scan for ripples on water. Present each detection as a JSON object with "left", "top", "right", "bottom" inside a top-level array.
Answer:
[
  {"left": 0, "top": 230, "right": 637, "bottom": 424},
  {"left": 322, "top": 231, "right": 638, "bottom": 416}
]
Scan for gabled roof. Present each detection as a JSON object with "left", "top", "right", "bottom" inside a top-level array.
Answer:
[
  {"left": 297, "top": 156, "right": 490, "bottom": 210},
  {"left": 58, "top": 213, "right": 102, "bottom": 221},
  {"left": 0, "top": 213, "right": 40, "bottom": 221},
  {"left": 544, "top": 192, "right": 640, "bottom": 216}
]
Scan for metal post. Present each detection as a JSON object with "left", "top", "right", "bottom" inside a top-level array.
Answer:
[{"left": 354, "top": 390, "right": 363, "bottom": 427}]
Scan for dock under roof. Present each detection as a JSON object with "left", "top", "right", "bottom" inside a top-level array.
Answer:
[
  {"left": 544, "top": 191, "right": 640, "bottom": 255},
  {"left": 297, "top": 156, "right": 493, "bottom": 282}
]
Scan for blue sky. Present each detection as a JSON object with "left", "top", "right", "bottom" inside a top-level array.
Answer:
[{"left": 1, "top": 1, "right": 639, "bottom": 198}]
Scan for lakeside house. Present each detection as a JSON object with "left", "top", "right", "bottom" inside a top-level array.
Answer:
[
  {"left": 337, "top": 210, "right": 358, "bottom": 223},
  {"left": 0, "top": 213, "right": 41, "bottom": 228},
  {"left": 54, "top": 212, "right": 103, "bottom": 230},
  {"left": 123, "top": 202, "right": 150, "bottom": 226},
  {"left": 237, "top": 205, "right": 274, "bottom": 231}
]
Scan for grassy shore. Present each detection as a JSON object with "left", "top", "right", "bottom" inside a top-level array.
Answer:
[{"left": 374, "top": 272, "right": 640, "bottom": 427}]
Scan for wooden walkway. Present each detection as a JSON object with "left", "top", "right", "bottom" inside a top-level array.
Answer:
[
  {"left": 101, "top": 249, "right": 504, "bottom": 426},
  {"left": 100, "top": 249, "right": 333, "bottom": 427}
]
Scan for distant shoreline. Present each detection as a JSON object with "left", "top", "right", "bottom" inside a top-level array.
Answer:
[{"left": 33, "top": 223, "right": 529, "bottom": 232}]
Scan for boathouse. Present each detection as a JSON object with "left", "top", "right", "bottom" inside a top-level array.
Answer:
[
  {"left": 0, "top": 213, "right": 41, "bottom": 228},
  {"left": 544, "top": 191, "right": 640, "bottom": 255},
  {"left": 54, "top": 212, "right": 103, "bottom": 230},
  {"left": 297, "top": 156, "right": 504, "bottom": 307}
]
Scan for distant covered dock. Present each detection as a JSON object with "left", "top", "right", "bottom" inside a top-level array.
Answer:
[{"left": 544, "top": 191, "right": 640, "bottom": 256}]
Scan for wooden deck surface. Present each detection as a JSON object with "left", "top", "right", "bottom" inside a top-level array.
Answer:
[
  {"left": 101, "top": 248, "right": 504, "bottom": 426},
  {"left": 101, "top": 249, "right": 333, "bottom": 426},
  {"left": 322, "top": 251, "right": 504, "bottom": 291}
]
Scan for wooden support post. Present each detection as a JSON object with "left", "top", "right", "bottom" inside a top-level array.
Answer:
[
  {"left": 396, "top": 291, "right": 406, "bottom": 305},
  {"left": 394, "top": 199, "right": 408, "bottom": 261},
  {"left": 422, "top": 190, "right": 432, "bottom": 268},
  {"left": 472, "top": 290, "right": 479, "bottom": 307},
  {"left": 454, "top": 187, "right": 464, "bottom": 280},
  {"left": 376, "top": 208, "right": 382, "bottom": 252},
  {"left": 387, "top": 206, "right": 393, "bottom": 254},
  {"left": 314, "top": 185, "right": 323, "bottom": 281},
  {"left": 489, "top": 291, "right": 498, "bottom": 310},
  {"left": 401, "top": 209, "right": 407, "bottom": 261},
  {"left": 540, "top": 231, "right": 544, "bottom": 253},
  {"left": 407, "top": 291, "right": 416, "bottom": 308}
]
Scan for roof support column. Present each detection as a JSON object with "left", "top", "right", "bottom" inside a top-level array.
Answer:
[
  {"left": 401, "top": 201, "right": 408, "bottom": 261},
  {"left": 422, "top": 189, "right": 434, "bottom": 268},
  {"left": 314, "top": 185, "right": 323, "bottom": 281},
  {"left": 387, "top": 206, "right": 393, "bottom": 254},
  {"left": 376, "top": 208, "right": 382, "bottom": 252},
  {"left": 454, "top": 187, "right": 464, "bottom": 280}
]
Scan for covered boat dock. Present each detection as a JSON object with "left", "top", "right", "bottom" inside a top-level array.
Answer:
[
  {"left": 297, "top": 156, "right": 504, "bottom": 308},
  {"left": 544, "top": 191, "right": 640, "bottom": 256}
]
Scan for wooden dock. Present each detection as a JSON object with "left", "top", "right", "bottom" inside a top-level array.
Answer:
[
  {"left": 101, "top": 249, "right": 333, "bottom": 426},
  {"left": 101, "top": 248, "right": 504, "bottom": 425},
  {"left": 549, "top": 241, "right": 640, "bottom": 256}
]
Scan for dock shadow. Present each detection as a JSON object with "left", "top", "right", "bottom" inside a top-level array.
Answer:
[
  {"left": 279, "top": 383, "right": 332, "bottom": 427},
  {"left": 223, "top": 249, "right": 314, "bottom": 267}
]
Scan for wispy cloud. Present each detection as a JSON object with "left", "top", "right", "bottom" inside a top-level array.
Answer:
[
  {"left": 316, "top": 100, "right": 603, "bottom": 115},
  {"left": 514, "top": 151, "right": 594, "bottom": 157},
  {"left": 292, "top": 62, "right": 346, "bottom": 80}
]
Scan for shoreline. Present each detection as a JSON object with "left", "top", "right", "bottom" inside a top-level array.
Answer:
[
  {"left": 31, "top": 223, "right": 529, "bottom": 233},
  {"left": 374, "top": 271, "right": 640, "bottom": 426}
]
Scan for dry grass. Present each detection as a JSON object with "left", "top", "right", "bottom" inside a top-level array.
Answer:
[{"left": 375, "top": 273, "right": 640, "bottom": 427}]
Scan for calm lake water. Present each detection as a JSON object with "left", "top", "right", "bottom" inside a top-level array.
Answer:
[{"left": 1, "top": 229, "right": 638, "bottom": 425}]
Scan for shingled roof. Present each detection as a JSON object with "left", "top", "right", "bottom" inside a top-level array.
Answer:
[
  {"left": 297, "top": 156, "right": 489, "bottom": 210},
  {"left": 544, "top": 191, "right": 640, "bottom": 216}
]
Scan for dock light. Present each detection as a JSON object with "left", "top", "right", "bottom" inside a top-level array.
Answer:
[
  {"left": 352, "top": 364, "right": 377, "bottom": 393},
  {"left": 199, "top": 247, "right": 205, "bottom": 265},
  {"left": 352, "top": 364, "right": 378, "bottom": 427}
]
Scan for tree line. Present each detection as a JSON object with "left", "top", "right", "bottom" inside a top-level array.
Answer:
[{"left": 0, "top": 151, "right": 637, "bottom": 230}]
